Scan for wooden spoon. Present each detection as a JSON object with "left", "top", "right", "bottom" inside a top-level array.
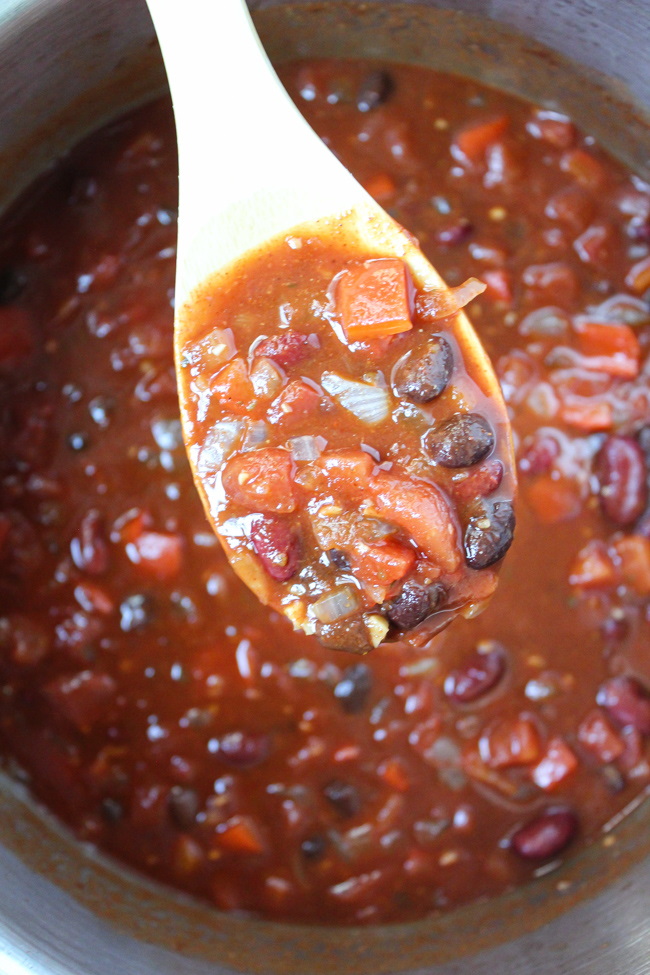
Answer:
[{"left": 146, "top": 0, "right": 516, "bottom": 652}]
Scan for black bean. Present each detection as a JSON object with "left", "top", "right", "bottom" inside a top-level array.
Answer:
[
  {"left": 168, "top": 786, "right": 199, "bottom": 829},
  {"left": 333, "top": 663, "right": 373, "bottom": 713},
  {"left": 100, "top": 797, "right": 124, "bottom": 824},
  {"left": 392, "top": 336, "right": 453, "bottom": 404},
  {"left": 301, "top": 834, "right": 328, "bottom": 860},
  {"left": 218, "top": 730, "right": 271, "bottom": 767},
  {"left": 424, "top": 413, "right": 495, "bottom": 468},
  {"left": 511, "top": 809, "right": 577, "bottom": 860},
  {"left": 464, "top": 500, "right": 515, "bottom": 569},
  {"left": 385, "top": 580, "right": 444, "bottom": 630},
  {"left": 324, "top": 780, "right": 362, "bottom": 818},
  {"left": 0, "top": 266, "right": 26, "bottom": 305},
  {"left": 327, "top": 548, "right": 351, "bottom": 571},
  {"left": 356, "top": 70, "right": 394, "bottom": 112},
  {"left": 119, "top": 593, "right": 156, "bottom": 632}
]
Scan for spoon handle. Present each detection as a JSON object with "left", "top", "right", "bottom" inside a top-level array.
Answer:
[{"left": 146, "top": 0, "right": 364, "bottom": 304}]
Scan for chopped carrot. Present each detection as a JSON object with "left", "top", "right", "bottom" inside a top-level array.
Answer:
[
  {"left": 216, "top": 816, "right": 266, "bottom": 855},
  {"left": 531, "top": 737, "right": 578, "bottom": 790},
  {"left": 222, "top": 448, "right": 296, "bottom": 514},
  {"left": 378, "top": 757, "right": 410, "bottom": 792},
  {"left": 613, "top": 534, "right": 650, "bottom": 595},
  {"left": 349, "top": 539, "right": 415, "bottom": 589},
  {"left": 625, "top": 254, "right": 650, "bottom": 294},
  {"left": 526, "top": 475, "right": 581, "bottom": 524},
  {"left": 568, "top": 539, "right": 617, "bottom": 589},
  {"left": 560, "top": 148, "right": 606, "bottom": 190},
  {"left": 363, "top": 172, "right": 397, "bottom": 201},
  {"left": 211, "top": 357, "right": 255, "bottom": 415},
  {"left": 453, "top": 115, "right": 509, "bottom": 163},
  {"left": 574, "top": 320, "right": 640, "bottom": 378},
  {"left": 336, "top": 258, "right": 413, "bottom": 341},
  {"left": 559, "top": 399, "right": 613, "bottom": 432}
]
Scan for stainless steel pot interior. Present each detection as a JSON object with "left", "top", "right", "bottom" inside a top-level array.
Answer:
[{"left": 0, "top": 1, "right": 649, "bottom": 973}]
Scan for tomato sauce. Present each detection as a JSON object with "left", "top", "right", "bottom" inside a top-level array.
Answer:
[{"left": 0, "top": 61, "right": 649, "bottom": 925}]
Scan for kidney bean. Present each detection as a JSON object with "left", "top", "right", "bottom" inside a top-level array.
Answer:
[
  {"left": 70, "top": 509, "right": 109, "bottom": 575},
  {"left": 217, "top": 730, "right": 271, "bottom": 768},
  {"left": 464, "top": 499, "right": 515, "bottom": 569},
  {"left": 450, "top": 460, "right": 503, "bottom": 501},
  {"left": 323, "top": 780, "right": 362, "bottom": 818},
  {"left": 518, "top": 434, "right": 560, "bottom": 475},
  {"left": 250, "top": 515, "right": 300, "bottom": 582},
  {"left": 253, "top": 330, "right": 314, "bottom": 369},
  {"left": 596, "top": 676, "right": 650, "bottom": 735},
  {"left": 437, "top": 220, "right": 474, "bottom": 246},
  {"left": 333, "top": 663, "right": 373, "bottom": 713},
  {"left": 444, "top": 645, "right": 505, "bottom": 703},
  {"left": 356, "top": 70, "right": 394, "bottom": 112},
  {"left": 168, "top": 786, "right": 200, "bottom": 829},
  {"left": 392, "top": 336, "right": 453, "bottom": 403},
  {"left": 594, "top": 436, "right": 647, "bottom": 526},
  {"left": 511, "top": 809, "right": 578, "bottom": 860},
  {"left": 385, "top": 580, "right": 443, "bottom": 630},
  {"left": 424, "top": 412, "right": 494, "bottom": 468},
  {"left": 44, "top": 670, "right": 117, "bottom": 731}
]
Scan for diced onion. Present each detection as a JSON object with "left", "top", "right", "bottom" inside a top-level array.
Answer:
[
  {"left": 589, "top": 293, "right": 650, "bottom": 326},
  {"left": 321, "top": 371, "right": 390, "bottom": 425},
  {"left": 241, "top": 420, "right": 268, "bottom": 451},
  {"left": 250, "top": 356, "right": 284, "bottom": 398},
  {"left": 311, "top": 585, "right": 360, "bottom": 624},
  {"left": 518, "top": 306, "right": 570, "bottom": 337},
  {"left": 288, "top": 435, "right": 327, "bottom": 461},
  {"left": 415, "top": 277, "right": 486, "bottom": 322},
  {"left": 151, "top": 416, "right": 183, "bottom": 450},
  {"left": 196, "top": 420, "right": 244, "bottom": 475}
]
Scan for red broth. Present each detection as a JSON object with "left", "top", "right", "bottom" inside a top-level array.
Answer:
[{"left": 0, "top": 61, "right": 649, "bottom": 925}]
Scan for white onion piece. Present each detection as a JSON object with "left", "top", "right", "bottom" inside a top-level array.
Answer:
[
  {"left": 289, "top": 435, "right": 327, "bottom": 461},
  {"left": 588, "top": 293, "right": 650, "bottom": 326},
  {"left": 415, "top": 277, "right": 486, "bottom": 322},
  {"left": 196, "top": 419, "right": 244, "bottom": 475},
  {"left": 250, "top": 356, "right": 284, "bottom": 398},
  {"left": 311, "top": 585, "right": 360, "bottom": 624},
  {"left": 518, "top": 306, "right": 570, "bottom": 337},
  {"left": 321, "top": 372, "right": 390, "bottom": 425},
  {"left": 241, "top": 420, "right": 268, "bottom": 452}
]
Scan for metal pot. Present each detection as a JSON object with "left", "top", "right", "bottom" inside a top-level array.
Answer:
[{"left": 0, "top": 1, "right": 649, "bottom": 973}]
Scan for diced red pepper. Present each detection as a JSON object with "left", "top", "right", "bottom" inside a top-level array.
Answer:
[
  {"left": 211, "top": 357, "right": 256, "bottom": 415},
  {"left": 560, "top": 148, "right": 606, "bottom": 190},
  {"left": 222, "top": 448, "right": 296, "bottom": 514},
  {"left": 126, "top": 531, "right": 183, "bottom": 580},
  {"left": 453, "top": 115, "right": 509, "bottom": 163},
  {"left": 362, "top": 173, "right": 397, "bottom": 202},
  {"left": 613, "top": 534, "right": 650, "bottom": 595},
  {"left": 216, "top": 815, "right": 266, "bottom": 855},
  {"left": 568, "top": 539, "right": 617, "bottom": 589},
  {"left": 531, "top": 737, "right": 578, "bottom": 790},
  {"left": 574, "top": 320, "right": 640, "bottom": 378},
  {"left": 336, "top": 258, "right": 413, "bottom": 341},
  {"left": 377, "top": 757, "right": 410, "bottom": 792},
  {"left": 560, "top": 399, "right": 613, "bottom": 432},
  {"left": 578, "top": 710, "right": 625, "bottom": 763}
]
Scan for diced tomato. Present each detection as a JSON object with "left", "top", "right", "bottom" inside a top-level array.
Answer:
[
  {"left": 625, "top": 254, "right": 650, "bottom": 294},
  {"left": 44, "top": 670, "right": 117, "bottom": 731},
  {"left": 568, "top": 539, "right": 617, "bottom": 589},
  {"left": 268, "top": 380, "right": 323, "bottom": 423},
  {"left": 0, "top": 306, "right": 36, "bottom": 371},
  {"left": 450, "top": 460, "right": 504, "bottom": 501},
  {"left": 130, "top": 783, "right": 168, "bottom": 830},
  {"left": 560, "top": 399, "right": 613, "bottom": 432},
  {"left": 613, "top": 534, "right": 650, "bottom": 595},
  {"left": 526, "top": 475, "right": 581, "bottom": 524},
  {"left": 172, "top": 835, "right": 205, "bottom": 877},
  {"left": 216, "top": 815, "right": 266, "bottom": 855},
  {"left": 481, "top": 269, "right": 513, "bottom": 303},
  {"left": 369, "top": 472, "right": 461, "bottom": 573},
  {"left": 462, "top": 747, "right": 521, "bottom": 797},
  {"left": 531, "top": 737, "right": 578, "bottom": 790},
  {"left": 480, "top": 716, "right": 541, "bottom": 769},
  {"left": 211, "top": 357, "right": 256, "bottom": 415},
  {"left": 313, "top": 449, "right": 374, "bottom": 500},
  {"left": 574, "top": 320, "right": 640, "bottom": 378},
  {"left": 378, "top": 757, "right": 411, "bottom": 792},
  {"left": 336, "top": 258, "right": 413, "bottom": 341},
  {"left": 527, "top": 111, "right": 576, "bottom": 149},
  {"left": 522, "top": 262, "right": 578, "bottom": 305},
  {"left": 222, "top": 448, "right": 296, "bottom": 513},
  {"left": 452, "top": 115, "right": 509, "bottom": 163},
  {"left": 126, "top": 531, "right": 183, "bottom": 580},
  {"left": 362, "top": 173, "right": 397, "bottom": 202},
  {"left": 560, "top": 148, "right": 606, "bottom": 190},
  {"left": 349, "top": 539, "right": 415, "bottom": 588},
  {"left": 577, "top": 710, "right": 625, "bottom": 763}
]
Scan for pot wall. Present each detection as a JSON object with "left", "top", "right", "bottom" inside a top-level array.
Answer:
[{"left": 0, "top": 2, "right": 649, "bottom": 974}]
